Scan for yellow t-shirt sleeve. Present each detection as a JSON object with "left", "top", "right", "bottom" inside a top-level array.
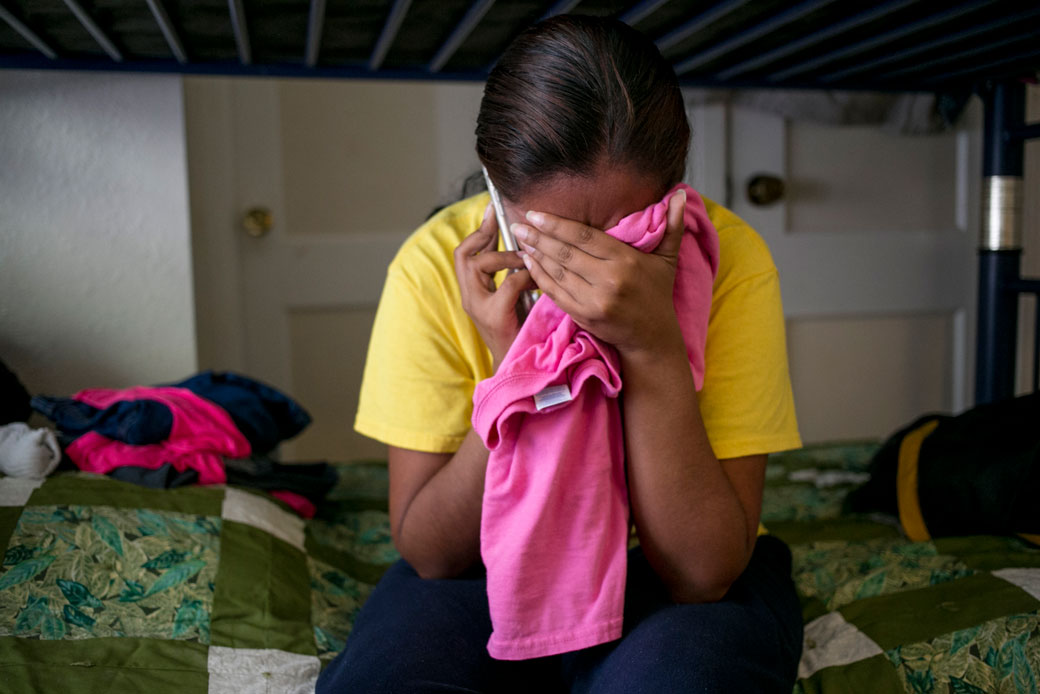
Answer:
[
  {"left": 354, "top": 197, "right": 492, "bottom": 453},
  {"left": 698, "top": 206, "right": 802, "bottom": 459}
]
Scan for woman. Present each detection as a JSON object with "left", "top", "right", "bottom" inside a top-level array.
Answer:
[{"left": 318, "top": 14, "right": 803, "bottom": 693}]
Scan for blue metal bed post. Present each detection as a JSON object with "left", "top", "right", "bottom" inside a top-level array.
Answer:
[{"left": 975, "top": 81, "right": 1026, "bottom": 404}]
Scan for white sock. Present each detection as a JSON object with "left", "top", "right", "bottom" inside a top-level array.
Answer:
[{"left": 0, "top": 423, "right": 61, "bottom": 478}]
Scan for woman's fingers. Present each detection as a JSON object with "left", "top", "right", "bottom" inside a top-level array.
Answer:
[
  {"left": 521, "top": 251, "right": 579, "bottom": 314},
  {"left": 654, "top": 188, "right": 686, "bottom": 261},
  {"left": 523, "top": 211, "right": 613, "bottom": 259},
  {"left": 494, "top": 267, "right": 534, "bottom": 305},
  {"left": 455, "top": 203, "right": 497, "bottom": 259},
  {"left": 470, "top": 250, "right": 526, "bottom": 275},
  {"left": 512, "top": 222, "right": 600, "bottom": 287},
  {"left": 456, "top": 204, "right": 518, "bottom": 293}
]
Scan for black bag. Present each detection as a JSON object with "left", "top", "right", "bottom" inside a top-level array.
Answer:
[
  {"left": 846, "top": 392, "right": 1040, "bottom": 541},
  {"left": 0, "top": 359, "right": 32, "bottom": 425}
]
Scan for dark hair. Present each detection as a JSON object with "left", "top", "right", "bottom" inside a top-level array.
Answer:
[{"left": 476, "top": 14, "right": 689, "bottom": 202}]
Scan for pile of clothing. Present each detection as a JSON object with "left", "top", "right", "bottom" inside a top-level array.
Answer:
[
  {"left": 1, "top": 359, "right": 61, "bottom": 479},
  {"left": 0, "top": 362, "right": 335, "bottom": 517}
]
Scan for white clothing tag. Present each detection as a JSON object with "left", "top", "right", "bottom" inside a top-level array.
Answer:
[{"left": 533, "top": 384, "right": 572, "bottom": 411}]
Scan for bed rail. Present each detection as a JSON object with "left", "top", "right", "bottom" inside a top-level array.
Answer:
[{"left": 975, "top": 80, "right": 1040, "bottom": 403}]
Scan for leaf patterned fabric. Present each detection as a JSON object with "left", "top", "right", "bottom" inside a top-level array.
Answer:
[
  {"left": 0, "top": 504, "right": 220, "bottom": 642},
  {"left": 3, "top": 452, "right": 1040, "bottom": 692}
]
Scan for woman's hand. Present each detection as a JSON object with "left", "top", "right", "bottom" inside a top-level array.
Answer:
[
  {"left": 454, "top": 203, "right": 534, "bottom": 367},
  {"left": 514, "top": 188, "right": 687, "bottom": 358}
]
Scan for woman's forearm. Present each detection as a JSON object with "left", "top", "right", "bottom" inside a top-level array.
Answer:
[
  {"left": 619, "top": 337, "right": 755, "bottom": 603},
  {"left": 391, "top": 428, "right": 489, "bottom": 579}
]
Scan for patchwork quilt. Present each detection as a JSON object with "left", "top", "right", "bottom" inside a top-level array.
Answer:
[
  {"left": 765, "top": 442, "right": 1040, "bottom": 694},
  {"left": 0, "top": 462, "right": 396, "bottom": 692},
  {"left": 1, "top": 443, "right": 1039, "bottom": 693}
]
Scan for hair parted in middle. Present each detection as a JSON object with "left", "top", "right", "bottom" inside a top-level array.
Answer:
[{"left": 476, "top": 14, "right": 690, "bottom": 203}]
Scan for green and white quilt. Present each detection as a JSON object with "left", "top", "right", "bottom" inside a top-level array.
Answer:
[
  {"left": 0, "top": 463, "right": 396, "bottom": 692},
  {"left": 2, "top": 444, "right": 1040, "bottom": 693},
  {"left": 766, "top": 442, "right": 1040, "bottom": 694}
]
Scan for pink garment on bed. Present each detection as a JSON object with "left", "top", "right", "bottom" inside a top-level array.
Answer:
[
  {"left": 66, "top": 387, "right": 251, "bottom": 485},
  {"left": 472, "top": 184, "right": 719, "bottom": 660},
  {"left": 270, "top": 490, "right": 317, "bottom": 518}
]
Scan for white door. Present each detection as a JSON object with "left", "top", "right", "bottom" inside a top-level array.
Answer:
[
  {"left": 699, "top": 102, "right": 979, "bottom": 441},
  {"left": 187, "top": 79, "right": 980, "bottom": 461},
  {"left": 185, "top": 77, "right": 485, "bottom": 461}
]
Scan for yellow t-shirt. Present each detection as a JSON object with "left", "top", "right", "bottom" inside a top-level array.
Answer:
[{"left": 355, "top": 192, "right": 801, "bottom": 459}]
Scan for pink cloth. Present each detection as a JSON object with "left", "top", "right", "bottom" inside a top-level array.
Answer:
[
  {"left": 270, "top": 490, "right": 317, "bottom": 518},
  {"left": 472, "top": 184, "right": 720, "bottom": 660},
  {"left": 66, "top": 387, "right": 251, "bottom": 485}
]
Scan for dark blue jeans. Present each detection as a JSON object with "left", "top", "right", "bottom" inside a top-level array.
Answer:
[{"left": 316, "top": 535, "right": 803, "bottom": 693}]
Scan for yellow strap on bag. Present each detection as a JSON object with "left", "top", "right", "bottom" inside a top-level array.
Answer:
[{"left": 896, "top": 419, "right": 940, "bottom": 542}]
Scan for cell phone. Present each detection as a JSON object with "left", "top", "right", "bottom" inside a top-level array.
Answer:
[{"left": 482, "top": 166, "right": 538, "bottom": 321}]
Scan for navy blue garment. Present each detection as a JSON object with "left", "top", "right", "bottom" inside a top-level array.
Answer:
[
  {"left": 316, "top": 535, "right": 803, "bottom": 693},
  {"left": 225, "top": 456, "right": 336, "bottom": 505},
  {"left": 108, "top": 464, "right": 200, "bottom": 488},
  {"left": 167, "top": 371, "right": 311, "bottom": 455},
  {"left": 31, "top": 396, "right": 174, "bottom": 445}
]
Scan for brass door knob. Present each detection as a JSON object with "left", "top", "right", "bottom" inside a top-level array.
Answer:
[
  {"left": 746, "top": 175, "right": 785, "bottom": 206},
  {"left": 242, "top": 207, "right": 274, "bottom": 238}
]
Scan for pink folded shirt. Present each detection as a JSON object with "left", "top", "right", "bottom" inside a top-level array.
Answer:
[
  {"left": 66, "top": 386, "right": 251, "bottom": 485},
  {"left": 472, "top": 184, "right": 720, "bottom": 660}
]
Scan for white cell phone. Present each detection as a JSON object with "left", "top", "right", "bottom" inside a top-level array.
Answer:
[{"left": 482, "top": 166, "right": 537, "bottom": 320}]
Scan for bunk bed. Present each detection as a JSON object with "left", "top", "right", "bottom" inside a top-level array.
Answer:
[{"left": 1, "top": 2, "right": 1039, "bottom": 692}]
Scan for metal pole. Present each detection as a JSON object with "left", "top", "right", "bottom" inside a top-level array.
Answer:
[{"left": 975, "top": 80, "right": 1025, "bottom": 404}]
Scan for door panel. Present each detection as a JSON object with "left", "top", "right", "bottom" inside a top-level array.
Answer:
[
  {"left": 725, "top": 104, "right": 979, "bottom": 440},
  {"left": 188, "top": 77, "right": 483, "bottom": 461},
  {"left": 288, "top": 307, "right": 381, "bottom": 460},
  {"left": 276, "top": 80, "right": 442, "bottom": 237}
]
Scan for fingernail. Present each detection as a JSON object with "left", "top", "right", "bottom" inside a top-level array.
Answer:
[
  {"left": 511, "top": 223, "right": 528, "bottom": 241},
  {"left": 522, "top": 253, "right": 532, "bottom": 269},
  {"left": 525, "top": 210, "right": 544, "bottom": 226},
  {"left": 483, "top": 202, "right": 493, "bottom": 221},
  {"left": 672, "top": 189, "right": 686, "bottom": 206}
]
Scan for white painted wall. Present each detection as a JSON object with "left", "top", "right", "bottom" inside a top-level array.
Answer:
[{"left": 0, "top": 70, "right": 196, "bottom": 399}]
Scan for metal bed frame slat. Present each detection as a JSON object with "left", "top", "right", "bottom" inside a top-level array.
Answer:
[
  {"left": 227, "top": 0, "right": 251, "bottom": 65},
  {"left": 542, "top": 0, "right": 582, "bottom": 21},
  {"left": 617, "top": 0, "right": 669, "bottom": 27},
  {"left": 144, "top": 0, "right": 187, "bottom": 64},
  {"left": 673, "top": 0, "right": 838, "bottom": 76},
  {"left": 0, "top": 4, "right": 58, "bottom": 59},
  {"left": 654, "top": 0, "right": 752, "bottom": 54},
  {"left": 428, "top": 0, "right": 496, "bottom": 73},
  {"left": 768, "top": 0, "right": 993, "bottom": 82},
  {"left": 713, "top": 0, "right": 917, "bottom": 81},
  {"left": 305, "top": 0, "right": 326, "bottom": 68},
  {"left": 882, "top": 32, "right": 1039, "bottom": 82},
  {"left": 818, "top": 8, "right": 1040, "bottom": 83},
  {"left": 924, "top": 47, "right": 1040, "bottom": 86},
  {"left": 369, "top": 0, "right": 411, "bottom": 70},
  {"left": 61, "top": 0, "right": 122, "bottom": 62}
]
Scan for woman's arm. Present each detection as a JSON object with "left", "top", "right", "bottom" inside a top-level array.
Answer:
[
  {"left": 515, "top": 189, "right": 763, "bottom": 602},
  {"left": 619, "top": 338, "right": 764, "bottom": 602},
  {"left": 390, "top": 200, "right": 533, "bottom": 579},
  {"left": 387, "top": 430, "right": 488, "bottom": 579}
]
